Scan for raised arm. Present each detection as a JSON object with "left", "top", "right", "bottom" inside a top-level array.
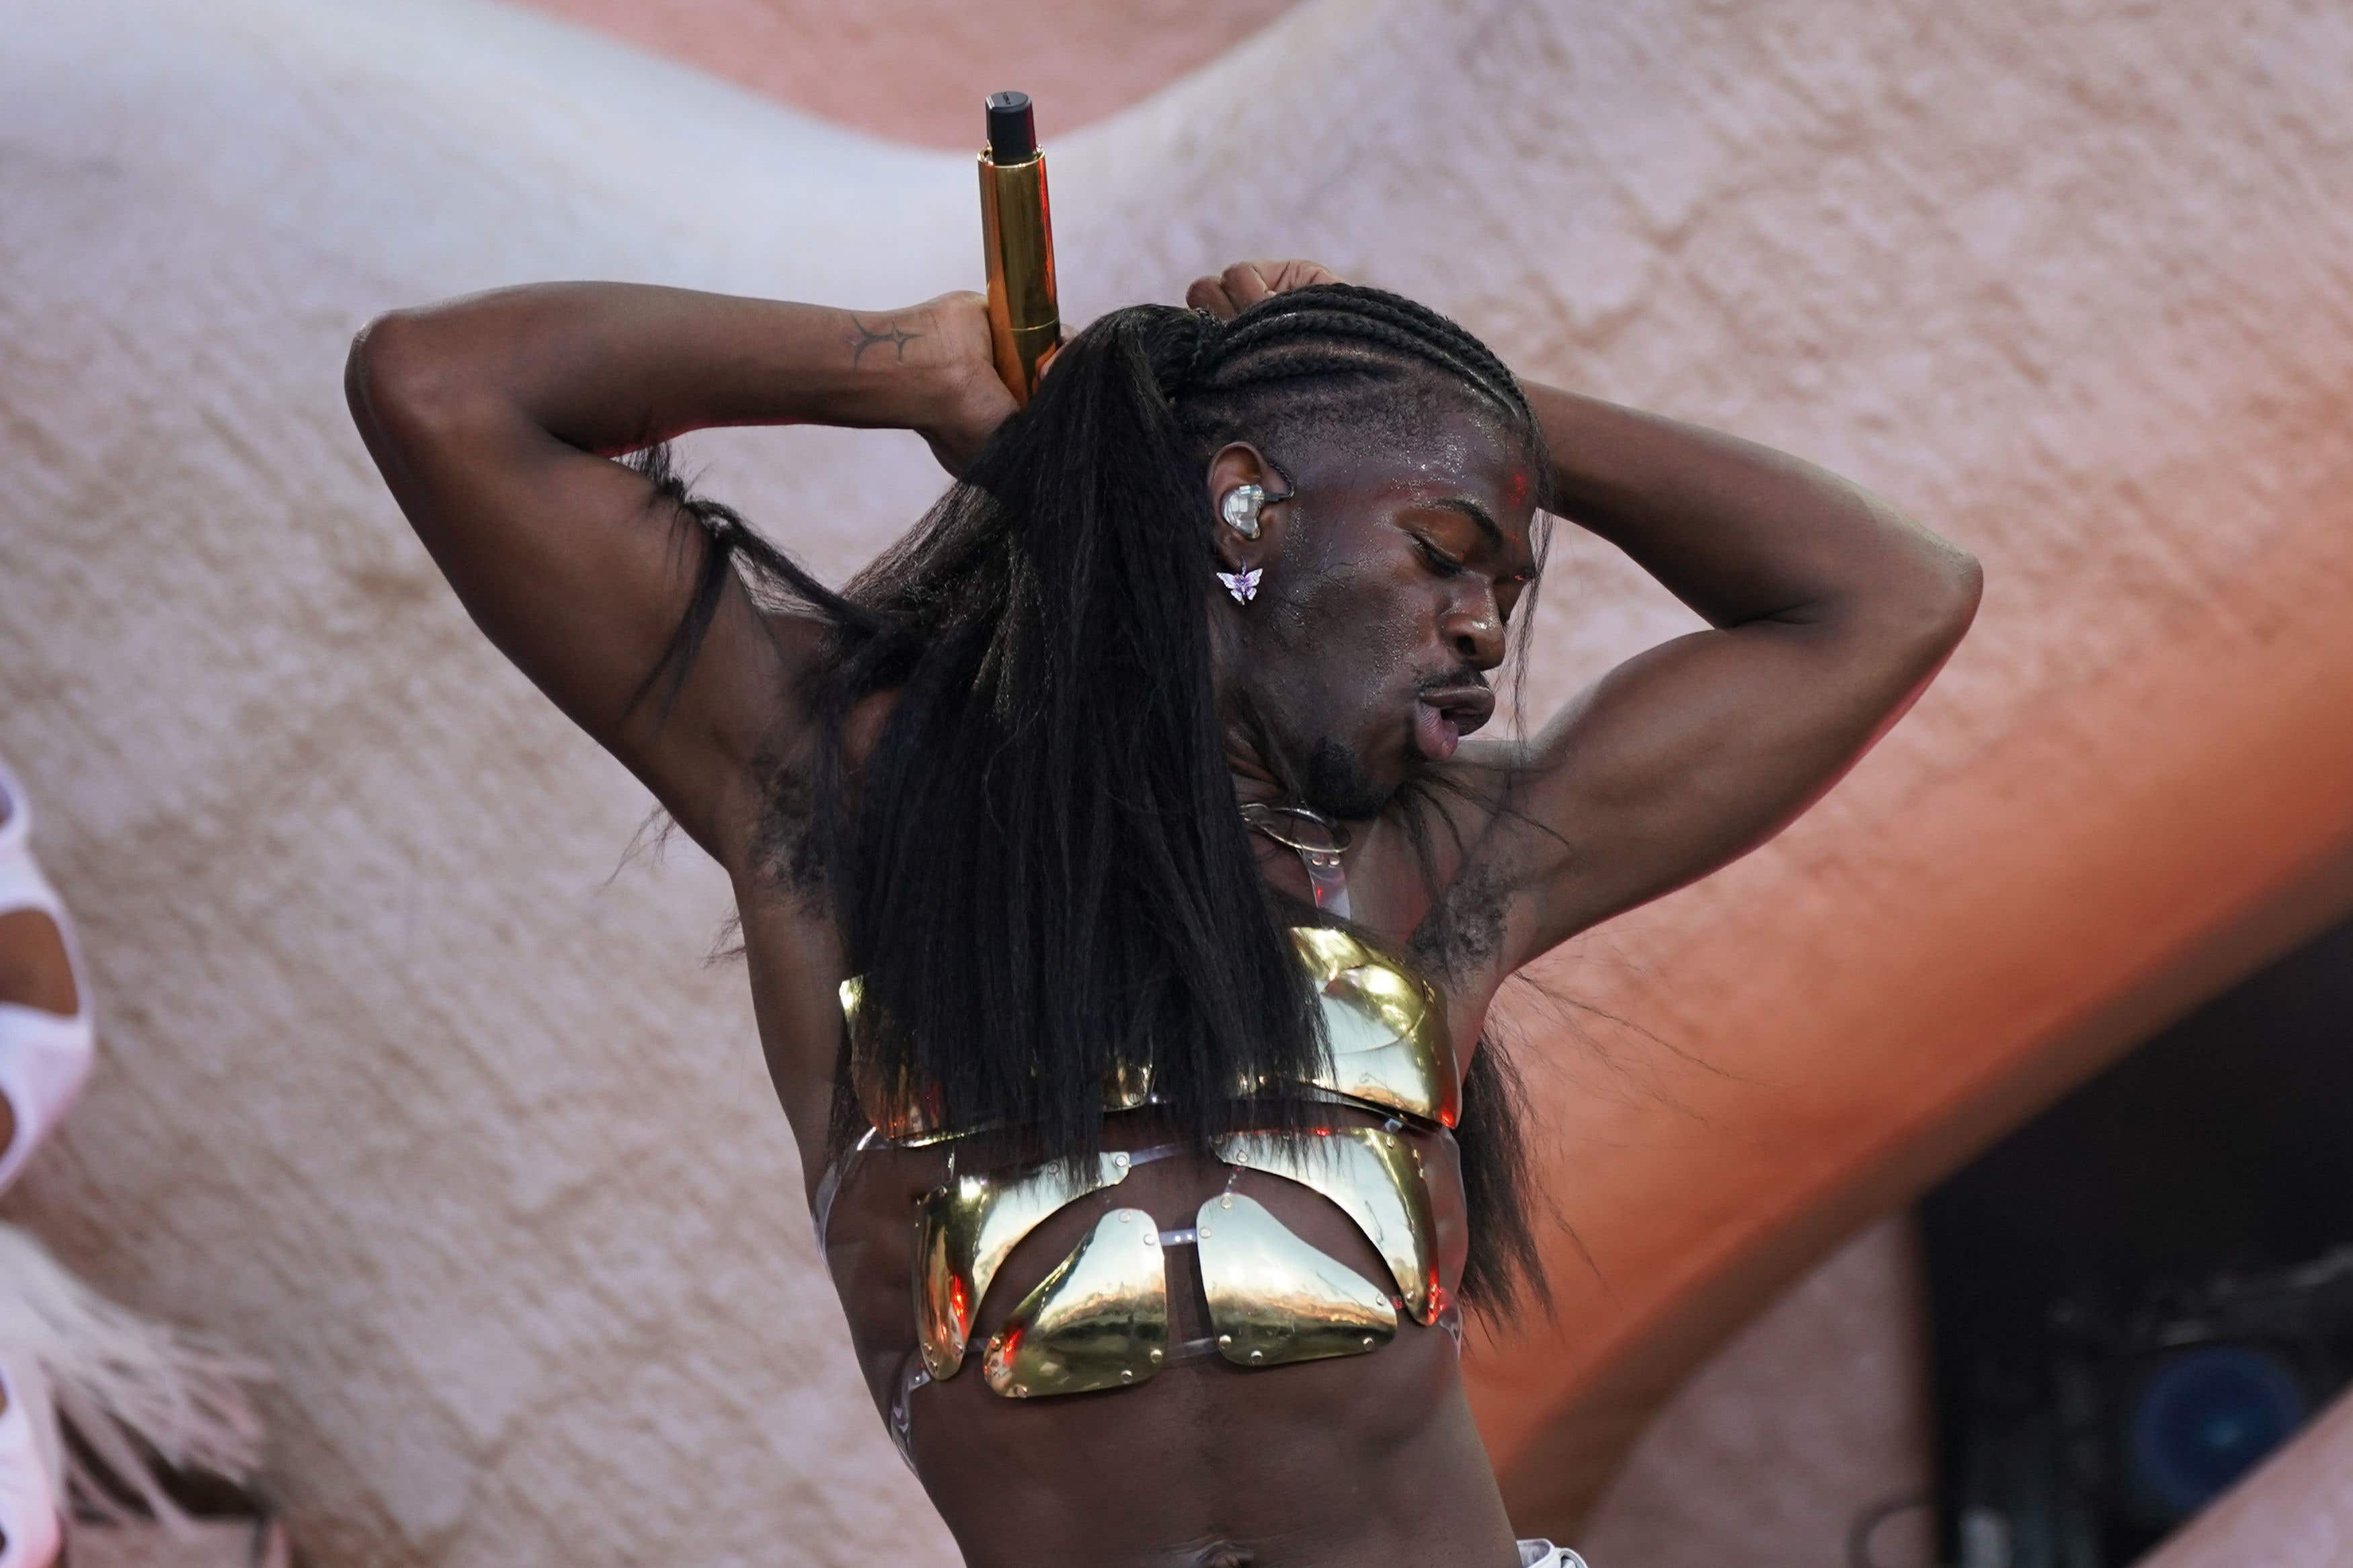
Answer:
[
  {"left": 1179, "top": 260, "right": 1979, "bottom": 983},
  {"left": 343, "top": 283, "right": 1011, "bottom": 867},
  {"left": 1471, "top": 381, "right": 1982, "bottom": 969}
]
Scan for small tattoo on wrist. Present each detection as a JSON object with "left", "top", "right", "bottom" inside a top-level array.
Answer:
[{"left": 847, "top": 315, "right": 921, "bottom": 367}]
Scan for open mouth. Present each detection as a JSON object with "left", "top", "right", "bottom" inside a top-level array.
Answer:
[{"left": 1411, "top": 684, "right": 1495, "bottom": 763}]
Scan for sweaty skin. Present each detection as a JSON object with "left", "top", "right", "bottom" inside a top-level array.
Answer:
[{"left": 345, "top": 259, "right": 1980, "bottom": 1567}]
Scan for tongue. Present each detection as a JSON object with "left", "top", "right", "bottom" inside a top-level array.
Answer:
[{"left": 1414, "top": 702, "right": 1461, "bottom": 762}]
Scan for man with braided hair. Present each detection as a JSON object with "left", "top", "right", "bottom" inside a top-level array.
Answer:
[{"left": 346, "top": 260, "right": 1979, "bottom": 1567}]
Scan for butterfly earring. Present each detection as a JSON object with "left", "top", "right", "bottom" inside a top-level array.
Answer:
[{"left": 1217, "top": 484, "right": 1268, "bottom": 604}]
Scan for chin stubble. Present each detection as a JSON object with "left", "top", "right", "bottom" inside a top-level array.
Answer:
[{"left": 1304, "top": 737, "right": 1392, "bottom": 821}]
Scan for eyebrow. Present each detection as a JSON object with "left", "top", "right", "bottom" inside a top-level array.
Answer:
[
  {"left": 1429, "top": 496, "right": 1503, "bottom": 546},
  {"left": 1427, "top": 497, "right": 1537, "bottom": 579}
]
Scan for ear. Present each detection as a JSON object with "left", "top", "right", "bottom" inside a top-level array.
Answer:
[{"left": 1204, "top": 442, "right": 1293, "bottom": 572}]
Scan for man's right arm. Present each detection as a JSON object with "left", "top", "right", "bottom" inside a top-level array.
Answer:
[{"left": 343, "top": 283, "right": 1012, "bottom": 870}]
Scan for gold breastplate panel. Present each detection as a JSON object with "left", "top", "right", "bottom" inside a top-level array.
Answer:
[
  {"left": 1215, "top": 1127, "right": 1443, "bottom": 1323},
  {"left": 914, "top": 1151, "right": 1135, "bottom": 1380},
  {"left": 982, "top": 1204, "right": 1173, "bottom": 1397},
  {"left": 1285, "top": 927, "right": 1460, "bottom": 1128},
  {"left": 843, "top": 926, "right": 1463, "bottom": 1404},
  {"left": 915, "top": 1124, "right": 1449, "bottom": 1400},
  {"left": 844, "top": 926, "right": 1461, "bottom": 1142},
  {"left": 1193, "top": 1192, "right": 1400, "bottom": 1371}
]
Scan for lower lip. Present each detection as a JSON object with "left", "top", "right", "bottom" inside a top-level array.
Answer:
[{"left": 1414, "top": 702, "right": 1461, "bottom": 762}]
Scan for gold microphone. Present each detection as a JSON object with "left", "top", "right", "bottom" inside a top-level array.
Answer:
[{"left": 978, "top": 91, "right": 1061, "bottom": 403}]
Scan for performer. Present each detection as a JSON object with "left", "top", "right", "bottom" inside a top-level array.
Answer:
[{"left": 345, "top": 259, "right": 1979, "bottom": 1567}]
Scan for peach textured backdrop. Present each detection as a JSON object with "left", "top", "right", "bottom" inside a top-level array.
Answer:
[{"left": 6, "top": 0, "right": 2352, "bottom": 1563}]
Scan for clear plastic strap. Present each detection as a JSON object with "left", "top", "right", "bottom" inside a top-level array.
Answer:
[
  {"left": 1299, "top": 848, "right": 1351, "bottom": 919},
  {"left": 886, "top": 1347, "right": 930, "bottom": 1472},
  {"left": 1240, "top": 803, "right": 1353, "bottom": 920},
  {"left": 809, "top": 1126, "right": 879, "bottom": 1258}
]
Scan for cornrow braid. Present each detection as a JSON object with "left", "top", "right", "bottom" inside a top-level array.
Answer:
[
  {"left": 1146, "top": 308, "right": 1222, "bottom": 399},
  {"left": 1180, "top": 282, "right": 1536, "bottom": 438}
]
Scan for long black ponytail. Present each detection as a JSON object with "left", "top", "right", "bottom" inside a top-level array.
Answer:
[
  {"left": 641, "top": 285, "right": 1550, "bottom": 1315},
  {"left": 842, "top": 305, "right": 1326, "bottom": 1169}
]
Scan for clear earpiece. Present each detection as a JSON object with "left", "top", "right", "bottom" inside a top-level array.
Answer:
[{"left": 1220, "top": 485, "right": 1266, "bottom": 539}]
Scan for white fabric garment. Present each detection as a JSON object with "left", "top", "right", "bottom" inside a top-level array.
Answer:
[
  {"left": 1517, "top": 1542, "right": 1589, "bottom": 1567},
  {"left": 0, "top": 1354, "right": 63, "bottom": 1568},
  {"left": 0, "top": 759, "right": 269, "bottom": 1546},
  {"left": 0, "top": 755, "right": 92, "bottom": 1197},
  {"left": 0, "top": 1224, "right": 272, "bottom": 1538}
]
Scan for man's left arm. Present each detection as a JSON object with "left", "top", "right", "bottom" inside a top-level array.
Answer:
[{"left": 1455, "top": 380, "right": 1982, "bottom": 974}]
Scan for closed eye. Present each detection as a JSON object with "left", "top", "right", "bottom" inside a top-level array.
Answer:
[{"left": 1414, "top": 536, "right": 1467, "bottom": 577}]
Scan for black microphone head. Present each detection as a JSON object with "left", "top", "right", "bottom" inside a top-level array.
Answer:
[{"left": 984, "top": 91, "right": 1037, "bottom": 161}]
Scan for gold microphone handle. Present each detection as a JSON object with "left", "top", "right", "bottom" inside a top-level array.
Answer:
[{"left": 979, "top": 92, "right": 1061, "bottom": 403}]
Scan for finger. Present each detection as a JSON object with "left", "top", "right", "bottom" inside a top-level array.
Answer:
[
  {"left": 1220, "top": 261, "right": 1275, "bottom": 310},
  {"left": 1185, "top": 276, "right": 1240, "bottom": 320}
]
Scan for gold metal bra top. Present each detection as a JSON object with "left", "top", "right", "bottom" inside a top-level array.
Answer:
[
  {"left": 918, "top": 1124, "right": 1447, "bottom": 1398},
  {"left": 840, "top": 925, "right": 1461, "bottom": 1144},
  {"left": 832, "top": 926, "right": 1462, "bottom": 1413}
]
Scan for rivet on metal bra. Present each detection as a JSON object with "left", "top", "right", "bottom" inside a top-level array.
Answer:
[
  {"left": 1248, "top": 1350, "right": 1265, "bottom": 1363},
  {"left": 1218, "top": 1333, "right": 1232, "bottom": 1348},
  {"left": 1220, "top": 1194, "right": 1234, "bottom": 1208},
  {"left": 1150, "top": 1348, "right": 1164, "bottom": 1362}
]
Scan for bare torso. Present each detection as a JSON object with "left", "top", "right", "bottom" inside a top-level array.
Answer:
[{"left": 736, "top": 805, "right": 1525, "bottom": 1568}]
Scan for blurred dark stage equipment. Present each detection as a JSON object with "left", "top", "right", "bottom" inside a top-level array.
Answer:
[{"left": 1921, "top": 915, "right": 2353, "bottom": 1567}]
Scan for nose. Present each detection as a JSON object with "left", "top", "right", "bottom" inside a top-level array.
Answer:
[{"left": 1441, "top": 585, "right": 1506, "bottom": 671}]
